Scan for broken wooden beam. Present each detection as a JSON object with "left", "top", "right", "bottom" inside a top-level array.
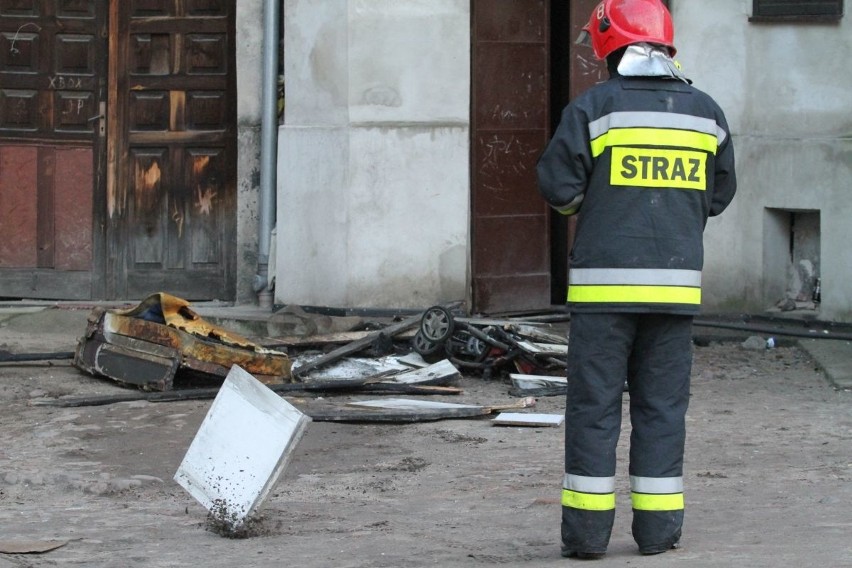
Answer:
[
  {"left": 30, "top": 377, "right": 463, "bottom": 409},
  {"left": 508, "top": 373, "right": 568, "bottom": 397},
  {"left": 299, "top": 396, "right": 536, "bottom": 423},
  {"left": 290, "top": 314, "right": 422, "bottom": 379}
]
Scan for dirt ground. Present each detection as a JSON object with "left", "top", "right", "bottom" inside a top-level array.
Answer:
[{"left": 1, "top": 313, "right": 851, "bottom": 568}]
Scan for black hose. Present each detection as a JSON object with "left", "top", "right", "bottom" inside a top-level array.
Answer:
[
  {"left": 693, "top": 320, "right": 852, "bottom": 341},
  {"left": 0, "top": 351, "right": 75, "bottom": 362}
]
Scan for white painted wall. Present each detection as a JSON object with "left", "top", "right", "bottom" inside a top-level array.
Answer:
[
  {"left": 271, "top": 0, "right": 852, "bottom": 320},
  {"left": 672, "top": 0, "right": 852, "bottom": 321},
  {"left": 235, "top": 0, "right": 264, "bottom": 304},
  {"left": 277, "top": 0, "right": 470, "bottom": 309}
]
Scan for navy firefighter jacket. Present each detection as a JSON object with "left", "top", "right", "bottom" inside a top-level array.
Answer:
[{"left": 537, "top": 75, "right": 737, "bottom": 315}]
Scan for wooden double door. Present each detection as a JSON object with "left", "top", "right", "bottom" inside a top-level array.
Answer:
[{"left": 0, "top": 0, "right": 236, "bottom": 301}]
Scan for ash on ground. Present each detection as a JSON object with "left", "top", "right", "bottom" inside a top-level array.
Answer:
[{"left": 205, "top": 499, "right": 270, "bottom": 539}]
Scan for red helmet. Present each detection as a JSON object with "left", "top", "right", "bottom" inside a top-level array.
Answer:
[{"left": 580, "top": 0, "right": 676, "bottom": 60}]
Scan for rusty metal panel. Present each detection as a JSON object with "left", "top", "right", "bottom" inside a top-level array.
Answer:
[
  {"left": 474, "top": 0, "right": 547, "bottom": 42},
  {"left": 474, "top": 215, "right": 549, "bottom": 276},
  {"left": 474, "top": 131, "right": 547, "bottom": 217},
  {"left": 473, "top": 43, "right": 548, "bottom": 132},
  {"left": 473, "top": 274, "right": 552, "bottom": 315},
  {"left": 101, "top": 312, "right": 291, "bottom": 380},
  {"left": 75, "top": 336, "right": 181, "bottom": 391},
  {"left": 0, "top": 146, "right": 38, "bottom": 267},
  {"left": 471, "top": 0, "right": 551, "bottom": 314}
]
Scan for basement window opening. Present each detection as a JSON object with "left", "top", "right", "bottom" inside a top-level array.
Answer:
[
  {"left": 751, "top": 0, "right": 844, "bottom": 22},
  {"left": 764, "top": 208, "right": 821, "bottom": 315}
]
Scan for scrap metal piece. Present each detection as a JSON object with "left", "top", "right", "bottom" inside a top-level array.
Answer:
[{"left": 74, "top": 293, "right": 292, "bottom": 391}]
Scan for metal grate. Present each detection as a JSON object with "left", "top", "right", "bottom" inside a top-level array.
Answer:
[{"left": 752, "top": 0, "right": 843, "bottom": 20}]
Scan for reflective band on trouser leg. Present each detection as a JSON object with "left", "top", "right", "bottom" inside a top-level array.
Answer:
[
  {"left": 562, "top": 475, "right": 616, "bottom": 554},
  {"left": 630, "top": 476, "right": 684, "bottom": 511},
  {"left": 631, "top": 492, "right": 684, "bottom": 511},
  {"left": 562, "top": 474, "right": 616, "bottom": 511},
  {"left": 562, "top": 490, "right": 616, "bottom": 511}
]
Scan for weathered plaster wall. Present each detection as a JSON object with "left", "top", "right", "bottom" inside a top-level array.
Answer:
[
  {"left": 277, "top": 0, "right": 470, "bottom": 309},
  {"left": 672, "top": 0, "right": 852, "bottom": 320},
  {"left": 235, "top": 0, "right": 264, "bottom": 304}
]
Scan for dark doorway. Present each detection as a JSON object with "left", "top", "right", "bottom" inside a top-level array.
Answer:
[{"left": 548, "top": 0, "right": 609, "bottom": 304}]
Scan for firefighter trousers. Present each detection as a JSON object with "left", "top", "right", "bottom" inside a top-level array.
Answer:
[{"left": 561, "top": 312, "right": 693, "bottom": 555}]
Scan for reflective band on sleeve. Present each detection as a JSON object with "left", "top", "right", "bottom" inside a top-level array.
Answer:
[
  {"left": 553, "top": 193, "right": 584, "bottom": 216},
  {"left": 591, "top": 128, "right": 718, "bottom": 158},
  {"left": 630, "top": 476, "right": 684, "bottom": 494},
  {"left": 562, "top": 489, "right": 617, "bottom": 511},
  {"left": 569, "top": 268, "right": 702, "bottom": 288},
  {"left": 631, "top": 492, "right": 684, "bottom": 511},
  {"left": 716, "top": 125, "right": 728, "bottom": 146},
  {"left": 564, "top": 474, "right": 616, "bottom": 494},
  {"left": 567, "top": 285, "right": 701, "bottom": 305}
]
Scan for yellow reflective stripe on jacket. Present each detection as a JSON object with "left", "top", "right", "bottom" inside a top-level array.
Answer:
[
  {"left": 567, "top": 285, "right": 701, "bottom": 305},
  {"left": 631, "top": 492, "right": 684, "bottom": 511},
  {"left": 591, "top": 127, "right": 718, "bottom": 158},
  {"left": 562, "top": 489, "right": 616, "bottom": 511}
]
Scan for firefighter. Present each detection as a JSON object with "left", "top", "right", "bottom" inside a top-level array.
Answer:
[{"left": 536, "top": 0, "right": 736, "bottom": 558}]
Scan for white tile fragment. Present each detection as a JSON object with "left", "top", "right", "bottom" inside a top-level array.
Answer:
[
  {"left": 491, "top": 413, "right": 565, "bottom": 427},
  {"left": 174, "top": 365, "right": 310, "bottom": 528}
]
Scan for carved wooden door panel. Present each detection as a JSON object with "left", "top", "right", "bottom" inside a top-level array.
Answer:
[
  {"left": 107, "top": 0, "right": 236, "bottom": 300},
  {"left": 0, "top": 0, "right": 106, "bottom": 299}
]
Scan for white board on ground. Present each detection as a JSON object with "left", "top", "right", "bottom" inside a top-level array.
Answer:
[
  {"left": 347, "top": 398, "right": 483, "bottom": 410},
  {"left": 174, "top": 365, "right": 311, "bottom": 527},
  {"left": 491, "top": 413, "right": 565, "bottom": 427},
  {"left": 386, "top": 359, "right": 460, "bottom": 385},
  {"left": 509, "top": 374, "right": 568, "bottom": 389}
]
